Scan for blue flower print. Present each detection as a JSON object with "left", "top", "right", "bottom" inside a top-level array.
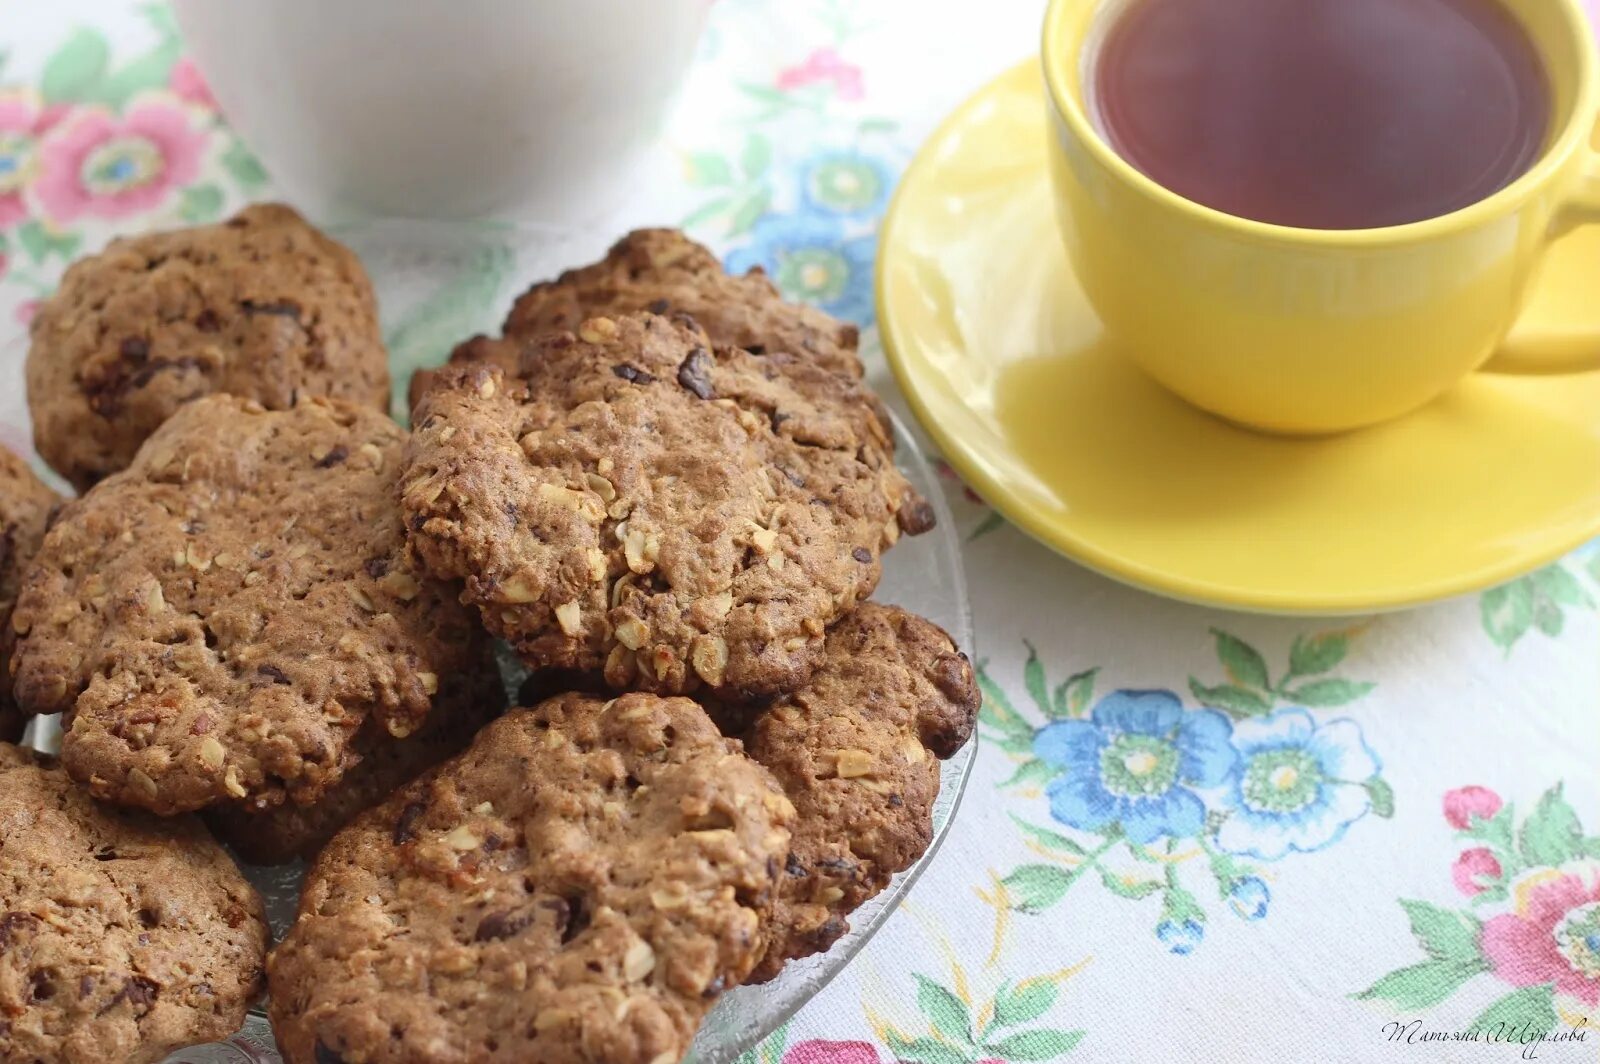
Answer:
[
  {"left": 798, "top": 149, "right": 893, "bottom": 220},
  {"left": 1227, "top": 876, "right": 1271, "bottom": 920},
  {"left": 1216, "top": 709, "right": 1382, "bottom": 860},
  {"left": 724, "top": 213, "right": 876, "bottom": 326},
  {"left": 1032, "top": 690, "right": 1238, "bottom": 845},
  {"left": 1157, "top": 919, "right": 1205, "bottom": 955}
]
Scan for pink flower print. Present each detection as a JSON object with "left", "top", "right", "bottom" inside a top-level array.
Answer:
[
  {"left": 169, "top": 58, "right": 218, "bottom": 111},
  {"left": 1443, "top": 785, "right": 1502, "bottom": 830},
  {"left": 1481, "top": 866, "right": 1600, "bottom": 1007},
  {"left": 1452, "top": 847, "right": 1503, "bottom": 896},
  {"left": 0, "top": 90, "right": 57, "bottom": 229},
  {"left": 14, "top": 298, "right": 39, "bottom": 327},
  {"left": 33, "top": 94, "right": 207, "bottom": 225},
  {"left": 781, "top": 1040, "right": 881, "bottom": 1064},
  {"left": 935, "top": 458, "right": 984, "bottom": 505},
  {"left": 776, "top": 48, "right": 864, "bottom": 101}
]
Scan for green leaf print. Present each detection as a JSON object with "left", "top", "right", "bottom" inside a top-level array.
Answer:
[
  {"left": 741, "top": 133, "right": 772, "bottom": 178},
  {"left": 1023, "top": 643, "right": 1050, "bottom": 717},
  {"left": 727, "top": 187, "right": 773, "bottom": 236},
  {"left": 1050, "top": 668, "right": 1097, "bottom": 719},
  {"left": 1397, "top": 899, "right": 1481, "bottom": 963},
  {"left": 1466, "top": 983, "right": 1558, "bottom": 1038},
  {"left": 1186, "top": 680, "right": 1271, "bottom": 719},
  {"left": 41, "top": 28, "right": 110, "bottom": 103},
  {"left": 1211, "top": 629, "right": 1270, "bottom": 690},
  {"left": 1287, "top": 631, "right": 1349, "bottom": 678},
  {"left": 685, "top": 152, "right": 734, "bottom": 186},
  {"left": 992, "top": 980, "right": 1060, "bottom": 1028},
  {"left": 1009, "top": 817, "right": 1087, "bottom": 856},
  {"left": 1355, "top": 958, "right": 1488, "bottom": 1009},
  {"left": 1481, "top": 563, "right": 1595, "bottom": 651},
  {"left": 1518, "top": 783, "right": 1582, "bottom": 867},
  {"left": 915, "top": 974, "right": 973, "bottom": 1044},
  {"left": 984, "top": 1029, "right": 1084, "bottom": 1061},
  {"left": 179, "top": 183, "right": 225, "bottom": 224},
  {"left": 1193, "top": 626, "right": 1374, "bottom": 712},
  {"left": 1532, "top": 562, "right": 1593, "bottom": 607},
  {"left": 886, "top": 1034, "right": 968, "bottom": 1064},
  {"left": 1098, "top": 868, "right": 1163, "bottom": 899},
  {"left": 17, "top": 220, "right": 81, "bottom": 265},
  {"left": 1282, "top": 678, "right": 1376, "bottom": 707},
  {"left": 98, "top": 38, "right": 182, "bottom": 107},
  {"left": 1364, "top": 777, "right": 1395, "bottom": 818},
  {"left": 681, "top": 195, "right": 737, "bottom": 232},
  {"left": 999, "top": 759, "right": 1055, "bottom": 790},
  {"left": 1002, "top": 865, "right": 1075, "bottom": 913},
  {"left": 221, "top": 140, "right": 272, "bottom": 191}
]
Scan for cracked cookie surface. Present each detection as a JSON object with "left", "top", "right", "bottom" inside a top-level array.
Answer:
[
  {"left": 27, "top": 202, "right": 389, "bottom": 489},
  {"left": 407, "top": 229, "right": 863, "bottom": 414},
  {"left": 10, "top": 395, "right": 482, "bottom": 815},
  {"left": 205, "top": 658, "right": 508, "bottom": 865},
  {"left": 0, "top": 742, "right": 268, "bottom": 1064},
  {"left": 268, "top": 693, "right": 793, "bottom": 1064},
  {"left": 742, "top": 602, "right": 978, "bottom": 982},
  {"left": 402, "top": 313, "right": 918, "bottom": 699},
  {"left": 0, "top": 446, "right": 61, "bottom": 743}
]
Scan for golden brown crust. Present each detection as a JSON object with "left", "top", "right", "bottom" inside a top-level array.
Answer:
[
  {"left": 268, "top": 694, "right": 794, "bottom": 1064},
  {"left": 0, "top": 742, "right": 268, "bottom": 1064},
  {"left": 743, "top": 603, "right": 978, "bottom": 981},
  {"left": 503, "top": 227, "right": 862, "bottom": 375},
  {"left": 401, "top": 313, "right": 914, "bottom": 700},
  {"left": 28, "top": 203, "right": 389, "bottom": 490},
  {"left": 205, "top": 658, "right": 508, "bottom": 865},
  {"left": 0, "top": 447, "right": 61, "bottom": 742},
  {"left": 10, "top": 395, "right": 483, "bottom": 815}
]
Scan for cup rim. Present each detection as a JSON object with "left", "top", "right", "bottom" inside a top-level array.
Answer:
[{"left": 1041, "top": 0, "right": 1600, "bottom": 246}]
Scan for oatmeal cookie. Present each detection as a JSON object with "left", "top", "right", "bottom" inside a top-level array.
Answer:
[
  {"left": 742, "top": 602, "right": 978, "bottom": 981},
  {"left": 0, "top": 742, "right": 268, "bottom": 1064},
  {"left": 408, "top": 228, "right": 863, "bottom": 413},
  {"left": 268, "top": 693, "right": 793, "bottom": 1064},
  {"left": 402, "top": 313, "right": 917, "bottom": 699},
  {"left": 206, "top": 658, "right": 507, "bottom": 865},
  {"left": 10, "top": 395, "right": 482, "bottom": 815},
  {"left": 0, "top": 446, "right": 61, "bottom": 743},
  {"left": 28, "top": 202, "right": 389, "bottom": 489}
]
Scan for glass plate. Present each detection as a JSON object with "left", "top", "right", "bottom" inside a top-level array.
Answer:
[{"left": 4, "top": 219, "right": 975, "bottom": 1064}]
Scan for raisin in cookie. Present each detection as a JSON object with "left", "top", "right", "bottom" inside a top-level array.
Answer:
[
  {"left": 0, "top": 742, "right": 268, "bottom": 1064},
  {"left": 206, "top": 658, "right": 507, "bottom": 865},
  {"left": 407, "top": 229, "right": 862, "bottom": 414},
  {"left": 742, "top": 602, "right": 978, "bottom": 982},
  {"left": 0, "top": 446, "right": 61, "bottom": 743},
  {"left": 402, "top": 313, "right": 917, "bottom": 699},
  {"left": 10, "top": 395, "right": 482, "bottom": 815},
  {"left": 268, "top": 693, "right": 793, "bottom": 1064},
  {"left": 28, "top": 203, "right": 389, "bottom": 489}
]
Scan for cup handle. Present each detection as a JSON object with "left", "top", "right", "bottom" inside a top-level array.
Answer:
[{"left": 1483, "top": 142, "right": 1600, "bottom": 373}]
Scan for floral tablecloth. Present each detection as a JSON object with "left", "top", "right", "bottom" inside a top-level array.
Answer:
[{"left": 2, "top": 2, "right": 1598, "bottom": 1061}]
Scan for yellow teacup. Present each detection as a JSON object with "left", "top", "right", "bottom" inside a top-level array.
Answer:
[{"left": 1042, "top": 0, "right": 1600, "bottom": 433}]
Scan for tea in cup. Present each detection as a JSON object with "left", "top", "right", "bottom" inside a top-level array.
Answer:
[{"left": 1043, "top": 0, "right": 1600, "bottom": 432}]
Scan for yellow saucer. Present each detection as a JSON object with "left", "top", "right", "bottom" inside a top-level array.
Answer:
[{"left": 877, "top": 61, "right": 1600, "bottom": 614}]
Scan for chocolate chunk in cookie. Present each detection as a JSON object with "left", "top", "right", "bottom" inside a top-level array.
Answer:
[
  {"left": 411, "top": 229, "right": 863, "bottom": 414},
  {"left": 268, "top": 693, "right": 793, "bottom": 1064},
  {"left": 741, "top": 603, "right": 978, "bottom": 982},
  {"left": 206, "top": 658, "right": 508, "bottom": 865},
  {"left": 0, "top": 447, "right": 61, "bottom": 743},
  {"left": 10, "top": 395, "right": 483, "bottom": 814},
  {"left": 0, "top": 742, "right": 268, "bottom": 1064},
  {"left": 27, "top": 203, "right": 389, "bottom": 489},
  {"left": 402, "top": 313, "right": 914, "bottom": 699}
]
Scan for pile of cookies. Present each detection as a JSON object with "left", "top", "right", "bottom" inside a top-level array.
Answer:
[{"left": 0, "top": 208, "right": 978, "bottom": 1064}]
